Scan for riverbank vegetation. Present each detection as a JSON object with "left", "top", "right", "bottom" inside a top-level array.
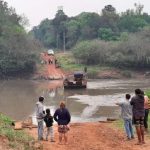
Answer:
[
  {"left": 31, "top": 3, "right": 150, "bottom": 72},
  {"left": 56, "top": 52, "right": 116, "bottom": 78},
  {"left": 2, "top": 0, "right": 150, "bottom": 78},
  {"left": 0, "top": 0, "right": 43, "bottom": 78},
  {"left": 0, "top": 113, "right": 33, "bottom": 150}
]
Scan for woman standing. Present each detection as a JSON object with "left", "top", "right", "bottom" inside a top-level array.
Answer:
[{"left": 54, "top": 101, "right": 71, "bottom": 144}]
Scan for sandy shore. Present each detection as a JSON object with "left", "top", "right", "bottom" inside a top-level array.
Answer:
[{"left": 27, "top": 122, "right": 150, "bottom": 150}]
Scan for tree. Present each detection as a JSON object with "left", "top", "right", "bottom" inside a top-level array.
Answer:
[
  {"left": 0, "top": 0, "right": 41, "bottom": 78},
  {"left": 52, "top": 9, "right": 68, "bottom": 50},
  {"left": 98, "top": 28, "right": 114, "bottom": 41},
  {"left": 134, "top": 3, "right": 144, "bottom": 15},
  {"left": 76, "top": 12, "right": 101, "bottom": 39},
  {"left": 118, "top": 15, "right": 147, "bottom": 32},
  {"left": 100, "top": 5, "right": 119, "bottom": 32},
  {"left": 65, "top": 19, "right": 80, "bottom": 48}
]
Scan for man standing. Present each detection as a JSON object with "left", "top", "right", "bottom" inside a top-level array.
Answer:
[
  {"left": 116, "top": 94, "right": 134, "bottom": 140},
  {"left": 36, "top": 96, "right": 45, "bottom": 140},
  {"left": 130, "top": 89, "right": 145, "bottom": 145}
]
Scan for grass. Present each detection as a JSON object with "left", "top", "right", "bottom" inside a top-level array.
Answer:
[
  {"left": 0, "top": 113, "right": 34, "bottom": 150},
  {"left": 55, "top": 52, "right": 114, "bottom": 78},
  {"left": 114, "top": 116, "right": 150, "bottom": 136},
  {"left": 145, "top": 90, "right": 150, "bottom": 99}
]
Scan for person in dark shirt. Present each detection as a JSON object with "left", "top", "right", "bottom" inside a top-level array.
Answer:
[
  {"left": 54, "top": 101, "right": 71, "bottom": 145},
  {"left": 44, "top": 109, "right": 55, "bottom": 142},
  {"left": 130, "top": 89, "right": 145, "bottom": 145}
]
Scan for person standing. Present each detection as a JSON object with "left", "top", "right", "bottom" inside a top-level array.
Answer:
[
  {"left": 130, "top": 89, "right": 145, "bottom": 145},
  {"left": 116, "top": 94, "right": 134, "bottom": 140},
  {"left": 44, "top": 108, "right": 55, "bottom": 142},
  {"left": 54, "top": 101, "right": 71, "bottom": 145},
  {"left": 35, "top": 96, "right": 45, "bottom": 141},
  {"left": 144, "top": 94, "right": 149, "bottom": 132}
]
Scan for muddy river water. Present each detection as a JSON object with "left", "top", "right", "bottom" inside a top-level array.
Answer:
[{"left": 0, "top": 79, "right": 150, "bottom": 123}]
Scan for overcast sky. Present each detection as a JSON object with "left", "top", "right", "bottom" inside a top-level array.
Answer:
[{"left": 5, "top": 0, "right": 150, "bottom": 30}]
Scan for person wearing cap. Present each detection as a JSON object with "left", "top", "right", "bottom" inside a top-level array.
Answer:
[{"left": 35, "top": 96, "right": 45, "bottom": 140}]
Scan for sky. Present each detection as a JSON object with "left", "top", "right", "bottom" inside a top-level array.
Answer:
[{"left": 5, "top": 0, "right": 150, "bottom": 30}]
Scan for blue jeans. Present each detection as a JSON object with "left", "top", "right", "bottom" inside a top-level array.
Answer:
[
  {"left": 38, "top": 121, "right": 44, "bottom": 140},
  {"left": 123, "top": 118, "right": 134, "bottom": 139}
]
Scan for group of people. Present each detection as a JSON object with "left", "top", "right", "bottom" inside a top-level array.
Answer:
[
  {"left": 116, "top": 88, "right": 149, "bottom": 145},
  {"left": 35, "top": 96, "right": 71, "bottom": 144},
  {"left": 35, "top": 88, "right": 149, "bottom": 145}
]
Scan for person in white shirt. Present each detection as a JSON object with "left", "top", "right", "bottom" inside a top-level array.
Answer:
[{"left": 35, "top": 96, "right": 45, "bottom": 140}]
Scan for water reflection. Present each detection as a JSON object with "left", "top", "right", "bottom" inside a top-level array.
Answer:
[{"left": 0, "top": 79, "right": 150, "bottom": 123}]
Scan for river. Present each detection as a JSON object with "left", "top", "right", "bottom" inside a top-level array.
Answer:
[{"left": 0, "top": 79, "right": 150, "bottom": 123}]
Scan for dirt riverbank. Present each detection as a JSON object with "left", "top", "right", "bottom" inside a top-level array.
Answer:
[{"left": 27, "top": 122, "right": 150, "bottom": 150}]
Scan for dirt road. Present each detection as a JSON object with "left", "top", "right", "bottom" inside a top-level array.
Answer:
[
  {"left": 27, "top": 122, "right": 150, "bottom": 150},
  {"left": 37, "top": 52, "right": 64, "bottom": 80}
]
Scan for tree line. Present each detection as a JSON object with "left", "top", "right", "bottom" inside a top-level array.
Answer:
[
  {"left": 31, "top": 4, "right": 150, "bottom": 50},
  {"left": 31, "top": 4, "right": 150, "bottom": 69},
  {"left": 0, "top": 0, "right": 42, "bottom": 78}
]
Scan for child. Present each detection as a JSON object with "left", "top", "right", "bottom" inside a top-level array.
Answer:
[
  {"left": 116, "top": 94, "right": 134, "bottom": 140},
  {"left": 44, "top": 108, "right": 55, "bottom": 142}
]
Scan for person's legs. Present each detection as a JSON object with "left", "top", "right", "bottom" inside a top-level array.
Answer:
[
  {"left": 135, "top": 125, "right": 142, "bottom": 144},
  {"left": 144, "top": 109, "right": 149, "bottom": 131},
  {"left": 59, "top": 133, "right": 63, "bottom": 144},
  {"left": 134, "top": 118, "right": 142, "bottom": 144},
  {"left": 46, "top": 127, "right": 50, "bottom": 141},
  {"left": 64, "top": 133, "right": 68, "bottom": 144},
  {"left": 124, "top": 119, "right": 131, "bottom": 139},
  {"left": 50, "top": 126, "right": 54, "bottom": 141},
  {"left": 38, "top": 122, "right": 40, "bottom": 140},
  {"left": 140, "top": 117, "right": 145, "bottom": 143},
  {"left": 129, "top": 119, "right": 134, "bottom": 138},
  {"left": 38, "top": 121, "right": 43, "bottom": 140},
  {"left": 140, "top": 125, "right": 145, "bottom": 143}
]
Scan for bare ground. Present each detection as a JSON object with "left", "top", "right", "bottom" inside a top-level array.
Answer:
[{"left": 27, "top": 122, "right": 150, "bottom": 150}]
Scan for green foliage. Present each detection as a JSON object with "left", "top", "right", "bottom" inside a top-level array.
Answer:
[
  {"left": 31, "top": 4, "right": 150, "bottom": 53},
  {"left": 0, "top": 0, "right": 41, "bottom": 78},
  {"left": 73, "top": 40, "right": 112, "bottom": 65},
  {"left": 72, "top": 27, "right": 150, "bottom": 69},
  {"left": 114, "top": 119, "right": 124, "bottom": 129},
  {"left": 98, "top": 28, "right": 117, "bottom": 41},
  {"left": 0, "top": 113, "right": 13, "bottom": 125},
  {"left": 118, "top": 16, "right": 147, "bottom": 32},
  {"left": 0, "top": 113, "right": 33, "bottom": 150},
  {"left": 145, "top": 90, "right": 150, "bottom": 99},
  {"left": 30, "top": 3, "right": 150, "bottom": 70},
  {"left": 56, "top": 52, "right": 84, "bottom": 71}
]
